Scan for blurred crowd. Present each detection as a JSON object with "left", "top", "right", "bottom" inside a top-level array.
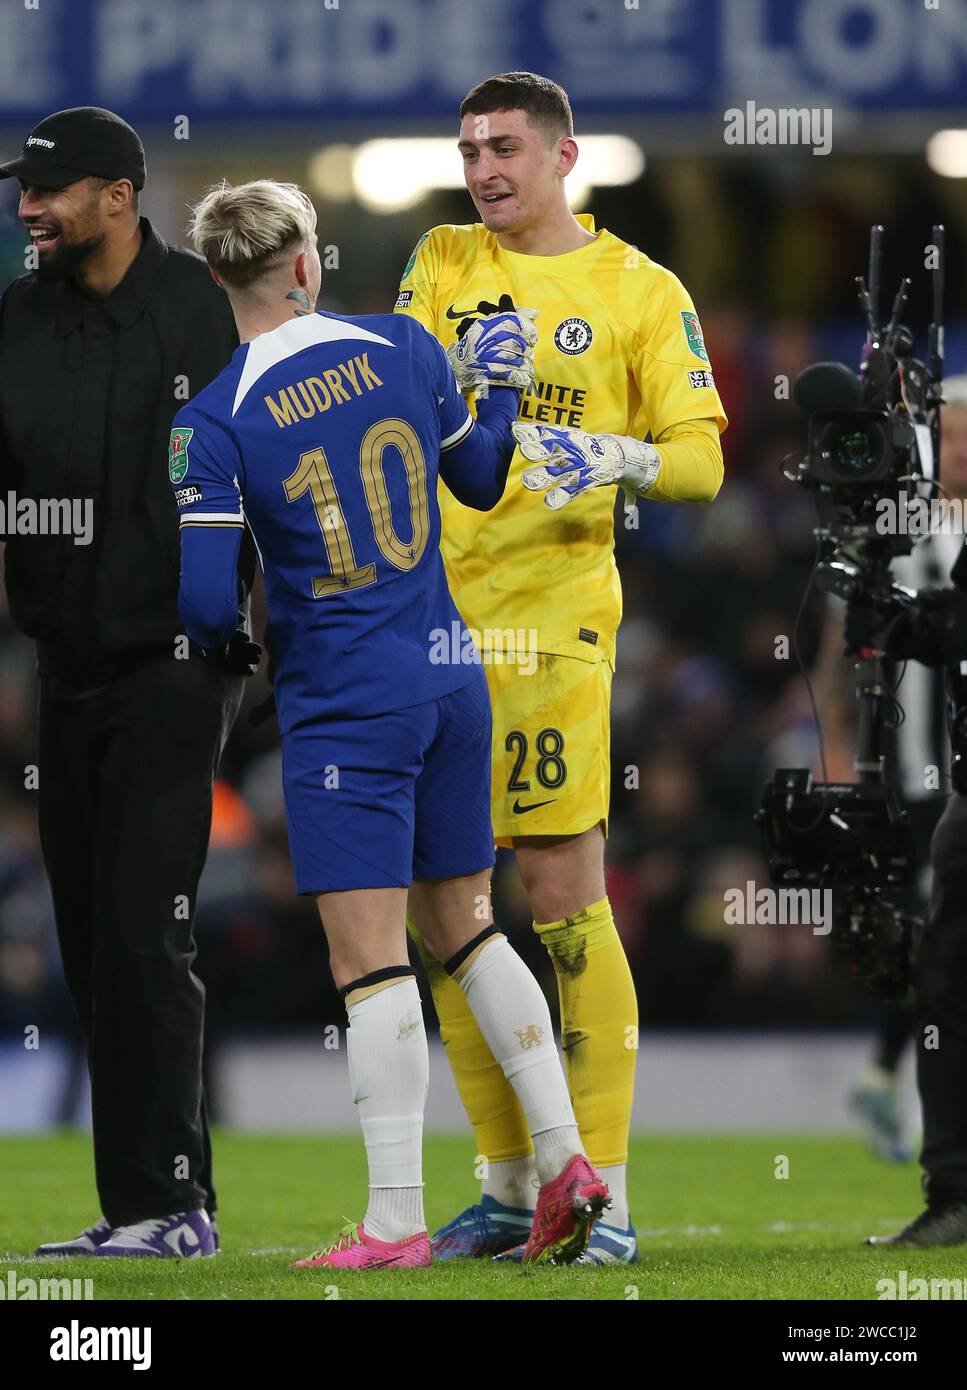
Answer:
[{"left": 2, "top": 150, "right": 966, "bottom": 1102}]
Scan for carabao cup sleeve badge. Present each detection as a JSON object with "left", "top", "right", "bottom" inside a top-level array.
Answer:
[
  {"left": 680, "top": 311, "right": 709, "bottom": 364},
  {"left": 168, "top": 427, "right": 193, "bottom": 484}
]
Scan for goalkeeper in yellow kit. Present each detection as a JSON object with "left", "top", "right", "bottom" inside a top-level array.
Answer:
[{"left": 397, "top": 71, "right": 726, "bottom": 1263}]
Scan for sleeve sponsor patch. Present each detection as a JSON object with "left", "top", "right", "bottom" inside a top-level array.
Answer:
[
  {"left": 168, "top": 426, "right": 193, "bottom": 483},
  {"left": 680, "top": 310, "right": 710, "bottom": 363},
  {"left": 175, "top": 485, "right": 203, "bottom": 508},
  {"left": 687, "top": 369, "right": 715, "bottom": 389},
  {"left": 395, "top": 289, "right": 413, "bottom": 309}
]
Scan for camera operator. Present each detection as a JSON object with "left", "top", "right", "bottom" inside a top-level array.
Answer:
[
  {"left": 816, "top": 377, "right": 967, "bottom": 1163},
  {"left": 845, "top": 377, "right": 967, "bottom": 1246}
]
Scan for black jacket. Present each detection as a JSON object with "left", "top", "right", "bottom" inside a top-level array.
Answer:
[{"left": 0, "top": 217, "right": 251, "bottom": 680}]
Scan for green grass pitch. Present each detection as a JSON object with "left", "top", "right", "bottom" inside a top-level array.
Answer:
[{"left": 1, "top": 1130, "right": 962, "bottom": 1300}]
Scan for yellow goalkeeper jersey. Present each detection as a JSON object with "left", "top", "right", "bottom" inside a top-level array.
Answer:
[{"left": 395, "top": 214, "right": 727, "bottom": 666}]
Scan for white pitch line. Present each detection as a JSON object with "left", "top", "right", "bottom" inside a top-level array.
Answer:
[{"left": 635, "top": 1218, "right": 909, "bottom": 1239}]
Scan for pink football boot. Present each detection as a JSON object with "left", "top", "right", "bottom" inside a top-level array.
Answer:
[
  {"left": 291, "top": 1222, "right": 431, "bottom": 1270},
  {"left": 522, "top": 1155, "right": 611, "bottom": 1264}
]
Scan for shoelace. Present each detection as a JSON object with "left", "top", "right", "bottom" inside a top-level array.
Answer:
[
  {"left": 307, "top": 1222, "right": 361, "bottom": 1260},
  {"left": 437, "top": 1204, "right": 485, "bottom": 1238},
  {"left": 471, "top": 1205, "right": 499, "bottom": 1245},
  {"left": 443, "top": 1204, "right": 507, "bottom": 1249}
]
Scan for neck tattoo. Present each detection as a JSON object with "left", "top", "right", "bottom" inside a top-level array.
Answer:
[{"left": 286, "top": 289, "right": 312, "bottom": 316}]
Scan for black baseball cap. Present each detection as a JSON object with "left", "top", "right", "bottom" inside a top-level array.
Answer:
[{"left": 0, "top": 107, "right": 146, "bottom": 191}]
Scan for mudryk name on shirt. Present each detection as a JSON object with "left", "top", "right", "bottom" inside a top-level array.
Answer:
[{"left": 263, "top": 352, "right": 385, "bottom": 429}]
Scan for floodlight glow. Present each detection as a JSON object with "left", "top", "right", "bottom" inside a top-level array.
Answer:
[
  {"left": 307, "top": 144, "right": 355, "bottom": 202},
  {"left": 926, "top": 130, "right": 967, "bottom": 179},
  {"left": 349, "top": 135, "right": 644, "bottom": 213}
]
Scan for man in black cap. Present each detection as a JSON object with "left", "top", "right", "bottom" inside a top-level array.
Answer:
[{"left": 0, "top": 107, "right": 256, "bottom": 1258}]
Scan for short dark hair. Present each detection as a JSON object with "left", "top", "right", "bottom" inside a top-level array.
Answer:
[{"left": 460, "top": 71, "right": 573, "bottom": 142}]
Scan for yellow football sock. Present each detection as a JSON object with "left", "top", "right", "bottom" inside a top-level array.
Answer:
[
  {"left": 407, "top": 920, "right": 533, "bottom": 1162},
  {"left": 534, "top": 896, "right": 637, "bottom": 1168}
]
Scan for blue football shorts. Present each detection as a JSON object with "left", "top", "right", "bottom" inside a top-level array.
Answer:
[{"left": 281, "top": 672, "right": 495, "bottom": 893}]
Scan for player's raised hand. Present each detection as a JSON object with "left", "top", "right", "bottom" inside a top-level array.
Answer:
[
  {"left": 513, "top": 422, "right": 663, "bottom": 510},
  {"left": 447, "top": 306, "right": 538, "bottom": 394}
]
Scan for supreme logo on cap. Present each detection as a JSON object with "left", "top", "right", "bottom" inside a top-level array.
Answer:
[{"left": 25, "top": 137, "right": 56, "bottom": 149}]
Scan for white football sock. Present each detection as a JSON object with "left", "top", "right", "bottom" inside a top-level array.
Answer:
[
  {"left": 345, "top": 977, "right": 428, "bottom": 1242},
  {"left": 455, "top": 934, "right": 582, "bottom": 1185},
  {"left": 481, "top": 1154, "right": 538, "bottom": 1211},
  {"left": 531, "top": 1125, "right": 586, "bottom": 1186},
  {"left": 365, "top": 1185, "right": 425, "bottom": 1244},
  {"left": 597, "top": 1163, "right": 629, "bottom": 1228}
]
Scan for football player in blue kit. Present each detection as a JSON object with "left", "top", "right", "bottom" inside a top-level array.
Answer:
[{"left": 172, "top": 179, "right": 610, "bottom": 1269}]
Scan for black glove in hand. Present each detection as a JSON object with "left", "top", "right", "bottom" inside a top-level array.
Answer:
[{"left": 204, "top": 629, "right": 263, "bottom": 677}]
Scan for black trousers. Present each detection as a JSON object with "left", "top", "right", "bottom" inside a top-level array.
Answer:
[
  {"left": 919, "top": 791, "right": 967, "bottom": 1205},
  {"left": 37, "top": 654, "right": 245, "bottom": 1228},
  {"left": 873, "top": 798, "right": 944, "bottom": 1075}
]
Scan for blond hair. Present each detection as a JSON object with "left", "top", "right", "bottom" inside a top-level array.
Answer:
[{"left": 189, "top": 179, "right": 317, "bottom": 290}]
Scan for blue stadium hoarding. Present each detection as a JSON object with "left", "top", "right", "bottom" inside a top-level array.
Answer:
[{"left": 0, "top": 0, "right": 964, "bottom": 126}]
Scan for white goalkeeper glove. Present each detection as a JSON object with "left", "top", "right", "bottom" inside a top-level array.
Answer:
[
  {"left": 513, "top": 422, "right": 662, "bottom": 510},
  {"left": 447, "top": 307, "right": 538, "bottom": 395}
]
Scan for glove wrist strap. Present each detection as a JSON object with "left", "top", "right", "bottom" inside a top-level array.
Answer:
[{"left": 610, "top": 436, "right": 663, "bottom": 496}]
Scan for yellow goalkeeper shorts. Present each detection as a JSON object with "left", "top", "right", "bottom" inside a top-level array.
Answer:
[{"left": 484, "top": 651, "right": 612, "bottom": 846}]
